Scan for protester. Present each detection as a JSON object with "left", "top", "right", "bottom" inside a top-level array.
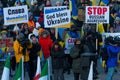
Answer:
[
  {"left": 114, "top": 17, "right": 120, "bottom": 32},
  {"left": 13, "top": 33, "right": 32, "bottom": 78},
  {"left": 29, "top": 34, "right": 41, "bottom": 80},
  {"left": 28, "top": 12, "right": 35, "bottom": 32},
  {"left": 102, "top": 36, "right": 120, "bottom": 80},
  {"left": 51, "top": 41, "right": 65, "bottom": 80},
  {"left": 70, "top": 38, "right": 89, "bottom": 80},
  {"left": 38, "top": 30, "right": 53, "bottom": 59},
  {"left": 30, "top": 0, "right": 40, "bottom": 16},
  {"left": 20, "top": 23, "right": 32, "bottom": 38}
]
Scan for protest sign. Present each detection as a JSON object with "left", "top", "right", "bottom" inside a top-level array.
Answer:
[
  {"left": 0, "top": 38, "right": 14, "bottom": 61},
  {"left": 44, "top": 6, "right": 68, "bottom": 12},
  {"left": 65, "top": 38, "right": 75, "bottom": 54},
  {"left": 3, "top": 5, "right": 28, "bottom": 25},
  {"left": 85, "top": 6, "right": 109, "bottom": 24},
  {"left": 44, "top": 6, "right": 71, "bottom": 28}
]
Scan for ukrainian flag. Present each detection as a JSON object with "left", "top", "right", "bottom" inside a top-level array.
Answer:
[
  {"left": 69, "top": 0, "right": 78, "bottom": 19},
  {"left": 90, "top": 0, "right": 97, "bottom": 6},
  {"left": 100, "top": 0, "right": 110, "bottom": 6}
]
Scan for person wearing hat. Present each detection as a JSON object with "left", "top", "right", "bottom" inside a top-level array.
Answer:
[
  {"left": 13, "top": 33, "right": 32, "bottom": 78},
  {"left": 28, "top": 12, "right": 35, "bottom": 32},
  {"left": 51, "top": 41, "right": 65, "bottom": 80},
  {"left": 70, "top": 38, "right": 89, "bottom": 80},
  {"left": 30, "top": 0, "right": 40, "bottom": 16},
  {"left": 38, "top": 30, "right": 53, "bottom": 59},
  {"left": 114, "top": 17, "right": 120, "bottom": 32},
  {"left": 29, "top": 34, "right": 41, "bottom": 80}
]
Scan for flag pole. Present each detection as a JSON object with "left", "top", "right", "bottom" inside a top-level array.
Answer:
[
  {"left": 96, "top": 23, "right": 98, "bottom": 54},
  {"left": 22, "top": 56, "right": 24, "bottom": 80},
  {"left": 55, "top": 28, "right": 58, "bottom": 39}
]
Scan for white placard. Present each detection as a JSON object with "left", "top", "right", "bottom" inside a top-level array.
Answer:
[
  {"left": 65, "top": 38, "right": 75, "bottom": 50},
  {"left": 85, "top": 6, "right": 109, "bottom": 24},
  {"left": 3, "top": 5, "right": 28, "bottom": 25},
  {"left": 44, "top": 6, "right": 70, "bottom": 28}
]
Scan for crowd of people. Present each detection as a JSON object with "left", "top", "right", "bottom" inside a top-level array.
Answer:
[{"left": 0, "top": 0, "right": 120, "bottom": 80}]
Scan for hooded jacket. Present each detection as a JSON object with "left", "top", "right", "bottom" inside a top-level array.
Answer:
[
  {"left": 38, "top": 30, "right": 53, "bottom": 59},
  {"left": 106, "top": 45, "right": 120, "bottom": 67},
  {"left": 13, "top": 40, "right": 32, "bottom": 63}
]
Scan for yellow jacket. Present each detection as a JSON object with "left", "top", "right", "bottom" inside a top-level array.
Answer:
[{"left": 13, "top": 40, "right": 32, "bottom": 63}]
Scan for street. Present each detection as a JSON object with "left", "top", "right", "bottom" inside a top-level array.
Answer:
[{"left": 0, "top": 60, "right": 120, "bottom": 80}]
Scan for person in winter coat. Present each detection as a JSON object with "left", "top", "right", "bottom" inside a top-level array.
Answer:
[
  {"left": 29, "top": 34, "right": 41, "bottom": 80},
  {"left": 105, "top": 36, "right": 120, "bottom": 80},
  {"left": 114, "top": 17, "right": 120, "bottom": 32},
  {"left": 70, "top": 38, "right": 89, "bottom": 80},
  {"left": 51, "top": 41, "right": 65, "bottom": 80},
  {"left": 13, "top": 33, "right": 32, "bottom": 78},
  {"left": 38, "top": 30, "right": 53, "bottom": 59}
]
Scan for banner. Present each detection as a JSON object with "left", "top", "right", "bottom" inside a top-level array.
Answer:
[
  {"left": 3, "top": 5, "right": 28, "bottom": 25},
  {"left": 0, "top": 38, "right": 14, "bottom": 61},
  {"left": 85, "top": 6, "right": 109, "bottom": 24},
  {"left": 44, "top": 6, "right": 71, "bottom": 28},
  {"left": 44, "top": 6, "right": 68, "bottom": 13}
]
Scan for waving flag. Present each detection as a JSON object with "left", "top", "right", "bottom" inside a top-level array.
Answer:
[
  {"left": 88, "top": 61, "right": 93, "bottom": 80},
  {"left": 69, "top": 0, "right": 78, "bottom": 19},
  {"left": 1, "top": 55, "right": 10, "bottom": 80},
  {"left": 14, "top": 57, "right": 24, "bottom": 80},
  {"left": 39, "top": 61, "right": 48, "bottom": 80},
  {"left": 100, "top": 0, "right": 110, "bottom": 6},
  {"left": 34, "top": 56, "right": 41, "bottom": 80}
]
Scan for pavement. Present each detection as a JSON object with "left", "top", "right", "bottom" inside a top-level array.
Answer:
[{"left": 0, "top": 60, "right": 120, "bottom": 80}]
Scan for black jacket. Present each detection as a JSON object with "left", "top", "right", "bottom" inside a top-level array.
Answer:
[
  {"left": 51, "top": 47, "right": 65, "bottom": 69},
  {"left": 29, "top": 43, "right": 41, "bottom": 60}
]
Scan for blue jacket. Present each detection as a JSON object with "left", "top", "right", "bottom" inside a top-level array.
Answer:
[{"left": 107, "top": 45, "right": 120, "bottom": 67}]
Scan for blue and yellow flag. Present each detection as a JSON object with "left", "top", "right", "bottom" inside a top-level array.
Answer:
[
  {"left": 69, "top": 0, "right": 78, "bottom": 19},
  {"left": 100, "top": 0, "right": 110, "bottom": 6},
  {"left": 90, "top": 0, "right": 97, "bottom": 6}
]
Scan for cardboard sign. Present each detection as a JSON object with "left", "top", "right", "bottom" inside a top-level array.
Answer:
[
  {"left": 3, "top": 5, "right": 28, "bottom": 25},
  {"left": 44, "top": 6, "right": 71, "bottom": 28},
  {"left": 85, "top": 6, "right": 109, "bottom": 23}
]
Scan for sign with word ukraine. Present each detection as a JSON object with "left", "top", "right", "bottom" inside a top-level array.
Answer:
[
  {"left": 3, "top": 5, "right": 28, "bottom": 25},
  {"left": 85, "top": 6, "right": 109, "bottom": 24},
  {"left": 44, "top": 6, "right": 71, "bottom": 28}
]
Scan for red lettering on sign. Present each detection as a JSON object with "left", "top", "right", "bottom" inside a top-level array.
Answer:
[
  {"left": 103, "top": 8, "right": 107, "bottom": 15},
  {"left": 88, "top": 7, "right": 92, "bottom": 15},
  {"left": 68, "top": 39, "right": 75, "bottom": 43},
  {"left": 87, "top": 7, "right": 107, "bottom": 15},
  {"left": 93, "top": 7, "right": 97, "bottom": 14}
]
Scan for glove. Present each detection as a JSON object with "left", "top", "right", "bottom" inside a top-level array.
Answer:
[
  {"left": 118, "top": 60, "right": 120, "bottom": 63},
  {"left": 102, "top": 60, "right": 106, "bottom": 68}
]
